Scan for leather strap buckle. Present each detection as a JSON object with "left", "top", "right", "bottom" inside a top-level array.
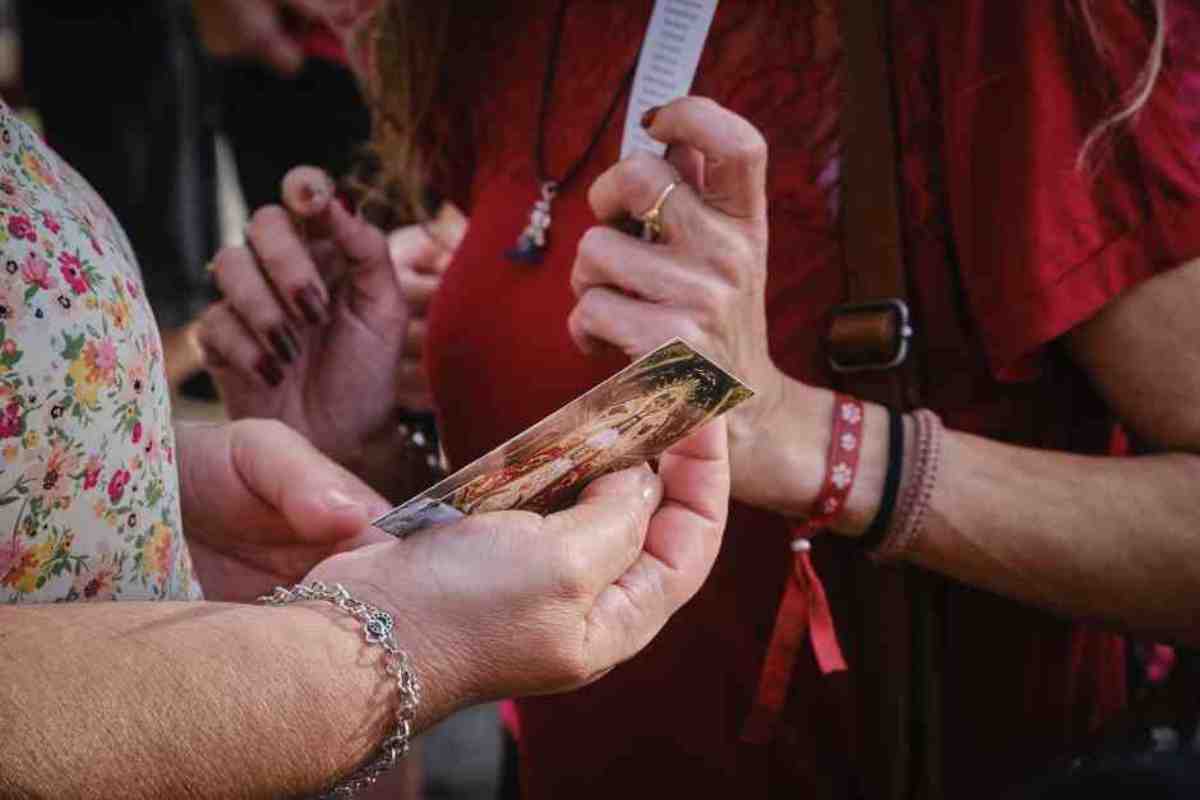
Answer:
[{"left": 825, "top": 298, "right": 913, "bottom": 373}]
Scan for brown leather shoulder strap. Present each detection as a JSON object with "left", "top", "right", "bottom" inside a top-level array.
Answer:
[
  {"left": 831, "top": 2, "right": 943, "bottom": 799},
  {"left": 833, "top": 0, "right": 921, "bottom": 410}
]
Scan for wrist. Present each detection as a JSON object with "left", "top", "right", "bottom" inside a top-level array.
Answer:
[
  {"left": 726, "top": 375, "right": 817, "bottom": 515},
  {"left": 728, "top": 378, "right": 891, "bottom": 535},
  {"left": 303, "top": 541, "right": 464, "bottom": 734},
  {"left": 831, "top": 400, "right": 890, "bottom": 538}
]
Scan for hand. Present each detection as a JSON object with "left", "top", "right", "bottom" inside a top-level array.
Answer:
[
  {"left": 568, "top": 97, "right": 808, "bottom": 511},
  {"left": 177, "top": 419, "right": 392, "bottom": 603},
  {"left": 198, "top": 167, "right": 463, "bottom": 496},
  {"left": 193, "top": 0, "right": 328, "bottom": 75},
  {"left": 306, "top": 419, "right": 730, "bottom": 726},
  {"left": 389, "top": 204, "right": 466, "bottom": 410}
]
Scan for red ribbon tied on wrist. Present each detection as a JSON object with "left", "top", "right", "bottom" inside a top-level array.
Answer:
[{"left": 743, "top": 394, "right": 860, "bottom": 744}]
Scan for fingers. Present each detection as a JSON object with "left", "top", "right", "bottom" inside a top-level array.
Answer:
[
  {"left": 571, "top": 225, "right": 719, "bottom": 305},
  {"left": 567, "top": 285, "right": 701, "bottom": 359},
  {"left": 177, "top": 419, "right": 391, "bottom": 549},
  {"left": 281, "top": 166, "right": 337, "bottom": 220},
  {"left": 588, "top": 151, "right": 700, "bottom": 242},
  {"left": 280, "top": 165, "right": 384, "bottom": 267},
  {"left": 642, "top": 96, "right": 768, "bottom": 220},
  {"left": 390, "top": 227, "right": 447, "bottom": 315},
  {"left": 666, "top": 143, "right": 706, "bottom": 194},
  {"left": 211, "top": 236, "right": 304, "bottom": 369},
  {"left": 227, "top": 419, "right": 392, "bottom": 543},
  {"left": 240, "top": 0, "right": 306, "bottom": 75},
  {"left": 244, "top": 204, "right": 331, "bottom": 325},
  {"left": 541, "top": 465, "right": 663, "bottom": 596},
  {"left": 586, "top": 418, "right": 730, "bottom": 664},
  {"left": 281, "top": 165, "right": 400, "bottom": 323},
  {"left": 416, "top": 201, "right": 469, "bottom": 263},
  {"left": 196, "top": 301, "right": 286, "bottom": 388}
]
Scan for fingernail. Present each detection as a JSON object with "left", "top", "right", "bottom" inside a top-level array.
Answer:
[
  {"left": 294, "top": 284, "right": 327, "bottom": 325},
  {"left": 268, "top": 325, "right": 300, "bottom": 364},
  {"left": 301, "top": 180, "right": 330, "bottom": 208},
  {"left": 255, "top": 354, "right": 284, "bottom": 387},
  {"left": 640, "top": 105, "right": 661, "bottom": 129},
  {"left": 324, "top": 487, "right": 361, "bottom": 511}
]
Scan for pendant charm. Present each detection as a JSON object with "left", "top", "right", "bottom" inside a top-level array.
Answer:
[{"left": 506, "top": 181, "right": 558, "bottom": 264}]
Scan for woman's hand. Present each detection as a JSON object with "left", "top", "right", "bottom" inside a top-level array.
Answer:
[
  {"left": 177, "top": 419, "right": 392, "bottom": 603},
  {"left": 197, "top": 167, "right": 464, "bottom": 497},
  {"left": 569, "top": 97, "right": 821, "bottom": 514},
  {"left": 193, "top": 0, "right": 327, "bottom": 75},
  {"left": 389, "top": 204, "right": 466, "bottom": 410},
  {"left": 307, "top": 419, "right": 730, "bottom": 726}
]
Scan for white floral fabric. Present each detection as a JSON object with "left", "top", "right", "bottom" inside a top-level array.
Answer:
[{"left": 0, "top": 100, "right": 199, "bottom": 602}]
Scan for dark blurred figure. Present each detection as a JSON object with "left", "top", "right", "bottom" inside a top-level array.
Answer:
[
  {"left": 18, "top": 0, "right": 217, "bottom": 333},
  {"left": 17, "top": 1, "right": 369, "bottom": 393},
  {"left": 218, "top": 25, "right": 369, "bottom": 210}
]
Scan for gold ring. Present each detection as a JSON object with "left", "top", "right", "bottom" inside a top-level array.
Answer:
[
  {"left": 637, "top": 180, "right": 679, "bottom": 243},
  {"left": 204, "top": 260, "right": 217, "bottom": 274}
]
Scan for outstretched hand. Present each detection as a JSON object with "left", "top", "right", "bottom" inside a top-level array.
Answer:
[{"left": 307, "top": 419, "right": 731, "bottom": 726}]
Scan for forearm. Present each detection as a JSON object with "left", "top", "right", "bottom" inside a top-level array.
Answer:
[
  {"left": 0, "top": 601, "right": 433, "bottom": 799},
  {"left": 748, "top": 379, "right": 1200, "bottom": 644},
  {"left": 907, "top": 430, "right": 1200, "bottom": 643}
]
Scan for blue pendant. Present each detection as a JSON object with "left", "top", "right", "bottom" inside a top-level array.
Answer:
[{"left": 506, "top": 180, "right": 557, "bottom": 265}]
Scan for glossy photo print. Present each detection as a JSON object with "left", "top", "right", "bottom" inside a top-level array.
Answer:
[{"left": 373, "top": 339, "right": 753, "bottom": 537}]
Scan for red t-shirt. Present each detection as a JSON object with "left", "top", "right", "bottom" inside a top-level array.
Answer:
[{"left": 425, "top": 1, "right": 1200, "bottom": 796}]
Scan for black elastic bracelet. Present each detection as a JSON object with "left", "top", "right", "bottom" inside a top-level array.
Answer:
[{"left": 858, "top": 407, "right": 904, "bottom": 551}]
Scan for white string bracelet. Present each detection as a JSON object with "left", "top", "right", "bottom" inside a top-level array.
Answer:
[{"left": 259, "top": 581, "right": 421, "bottom": 799}]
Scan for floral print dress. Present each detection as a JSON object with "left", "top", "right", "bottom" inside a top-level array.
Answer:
[{"left": 0, "top": 100, "right": 199, "bottom": 602}]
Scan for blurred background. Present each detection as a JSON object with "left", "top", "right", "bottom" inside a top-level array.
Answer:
[{"left": 0, "top": 2, "right": 504, "bottom": 797}]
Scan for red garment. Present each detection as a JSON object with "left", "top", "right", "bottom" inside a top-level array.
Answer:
[{"left": 425, "top": 1, "right": 1200, "bottom": 796}]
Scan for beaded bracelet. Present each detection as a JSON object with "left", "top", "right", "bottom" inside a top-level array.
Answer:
[
  {"left": 871, "top": 409, "right": 944, "bottom": 562},
  {"left": 259, "top": 581, "right": 421, "bottom": 799}
]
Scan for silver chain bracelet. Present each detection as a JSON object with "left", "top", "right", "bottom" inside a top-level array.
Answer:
[{"left": 259, "top": 581, "right": 422, "bottom": 799}]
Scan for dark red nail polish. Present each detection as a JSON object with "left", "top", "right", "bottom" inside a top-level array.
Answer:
[
  {"left": 255, "top": 355, "right": 284, "bottom": 387},
  {"left": 268, "top": 326, "right": 299, "bottom": 364},
  {"left": 294, "top": 284, "right": 327, "bottom": 325},
  {"left": 641, "top": 105, "right": 661, "bottom": 129}
]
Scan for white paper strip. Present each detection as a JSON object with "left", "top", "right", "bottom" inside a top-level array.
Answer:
[{"left": 619, "top": 0, "right": 719, "bottom": 159}]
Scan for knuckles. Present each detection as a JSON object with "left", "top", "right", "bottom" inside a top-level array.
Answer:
[
  {"left": 572, "top": 227, "right": 612, "bottom": 294},
  {"left": 547, "top": 537, "right": 595, "bottom": 601},
  {"left": 729, "top": 125, "right": 768, "bottom": 167}
]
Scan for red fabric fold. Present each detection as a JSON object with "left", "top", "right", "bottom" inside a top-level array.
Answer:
[{"left": 742, "top": 539, "right": 847, "bottom": 745}]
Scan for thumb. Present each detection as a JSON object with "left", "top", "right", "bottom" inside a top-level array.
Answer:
[
  {"left": 230, "top": 419, "right": 392, "bottom": 543},
  {"left": 180, "top": 420, "right": 391, "bottom": 546},
  {"left": 280, "top": 165, "right": 399, "bottom": 318},
  {"left": 540, "top": 465, "right": 663, "bottom": 593},
  {"left": 281, "top": 165, "right": 337, "bottom": 221}
]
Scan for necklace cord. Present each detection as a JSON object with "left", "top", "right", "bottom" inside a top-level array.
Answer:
[{"left": 535, "top": 0, "right": 639, "bottom": 189}]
